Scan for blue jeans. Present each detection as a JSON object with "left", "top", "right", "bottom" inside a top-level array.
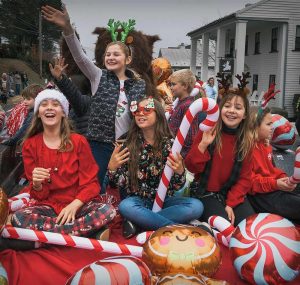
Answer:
[
  {"left": 119, "top": 196, "right": 204, "bottom": 230},
  {"left": 89, "top": 140, "right": 114, "bottom": 194}
]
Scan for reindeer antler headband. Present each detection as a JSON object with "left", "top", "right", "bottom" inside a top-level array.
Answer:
[{"left": 106, "top": 18, "right": 136, "bottom": 44}]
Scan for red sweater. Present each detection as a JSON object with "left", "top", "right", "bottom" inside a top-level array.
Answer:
[
  {"left": 250, "top": 141, "right": 286, "bottom": 194},
  {"left": 185, "top": 131, "right": 252, "bottom": 208},
  {"left": 22, "top": 133, "right": 100, "bottom": 214}
]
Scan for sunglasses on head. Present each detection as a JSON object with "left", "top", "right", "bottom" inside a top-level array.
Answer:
[{"left": 132, "top": 105, "right": 155, "bottom": 116}]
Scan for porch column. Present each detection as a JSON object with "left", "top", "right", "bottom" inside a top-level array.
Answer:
[
  {"left": 279, "top": 23, "right": 288, "bottom": 109},
  {"left": 201, "top": 32, "right": 209, "bottom": 81},
  {"left": 190, "top": 38, "right": 198, "bottom": 74},
  {"left": 233, "top": 20, "right": 247, "bottom": 85},
  {"left": 215, "top": 27, "right": 226, "bottom": 74}
]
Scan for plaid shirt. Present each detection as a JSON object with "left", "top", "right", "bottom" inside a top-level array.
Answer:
[{"left": 168, "top": 96, "right": 206, "bottom": 158}]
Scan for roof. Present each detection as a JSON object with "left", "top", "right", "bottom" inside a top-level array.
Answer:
[
  {"left": 159, "top": 46, "right": 215, "bottom": 67},
  {"left": 187, "top": 0, "right": 269, "bottom": 37}
]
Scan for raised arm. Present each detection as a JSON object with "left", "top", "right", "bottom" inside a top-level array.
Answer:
[{"left": 42, "top": 5, "right": 101, "bottom": 94}]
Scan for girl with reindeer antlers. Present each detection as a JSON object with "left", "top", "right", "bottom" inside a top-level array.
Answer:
[
  {"left": 185, "top": 72, "right": 256, "bottom": 226},
  {"left": 42, "top": 4, "right": 148, "bottom": 192},
  {"left": 247, "top": 85, "right": 300, "bottom": 224}
]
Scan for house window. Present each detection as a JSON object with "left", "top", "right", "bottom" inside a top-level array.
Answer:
[
  {"left": 254, "top": 32, "right": 260, "bottom": 54},
  {"left": 245, "top": 35, "right": 249, "bottom": 55},
  {"left": 229, "top": 38, "right": 235, "bottom": 57},
  {"left": 253, "top": 74, "right": 258, "bottom": 91},
  {"left": 269, "top": 75, "right": 276, "bottom": 87},
  {"left": 271, "top": 28, "right": 278, "bottom": 52},
  {"left": 295, "top": 25, "right": 300, "bottom": 51}
]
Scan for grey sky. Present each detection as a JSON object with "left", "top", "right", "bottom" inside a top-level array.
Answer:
[{"left": 63, "top": 0, "right": 258, "bottom": 59}]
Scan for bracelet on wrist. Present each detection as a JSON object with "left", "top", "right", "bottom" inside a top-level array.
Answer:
[{"left": 32, "top": 184, "right": 42, "bottom": 191}]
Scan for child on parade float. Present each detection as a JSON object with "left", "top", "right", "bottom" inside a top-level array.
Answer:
[
  {"left": 0, "top": 89, "right": 116, "bottom": 251},
  {"left": 107, "top": 96, "right": 204, "bottom": 238},
  {"left": 42, "top": 5, "right": 148, "bottom": 191},
  {"left": 185, "top": 74, "right": 256, "bottom": 226},
  {"left": 167, "top": 69, "right": 206, "bottom": 158},
  {"left": 247, "top": 105, "right": 300, "bottom": 224},
  {"left": 1, "top": 84, "right": 44, "bottom": 146}
]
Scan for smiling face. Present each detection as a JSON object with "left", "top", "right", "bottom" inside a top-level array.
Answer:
[
  {"left": 142, "top": 225, "right": 221, "bottom": 277},
  {"left": 104, "top": 43, "right": 131, "bottom": 73},
  {"left": 134, "top": 99, "right": 157, "bottom": 131},
  {"left": 221, "top": 95, "right": 246, "bottom": 129},
  {"left": 38, "top": 99, "right": 65, "bottom": 128}
]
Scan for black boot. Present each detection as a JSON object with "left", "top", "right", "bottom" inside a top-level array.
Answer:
[
  {"left": 122, "top": 220, "right": 138, "bottom": 239},
  {"left": 0, "top": 237, "right": 36, "bottom": 251}
]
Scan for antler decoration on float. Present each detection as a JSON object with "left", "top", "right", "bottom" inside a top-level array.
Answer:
[
  {"left": 153, "top": 97, "right": 219, "bottom": 212},
  {"left": 260, "top": 83, "right": 280, "bottom": 110}
]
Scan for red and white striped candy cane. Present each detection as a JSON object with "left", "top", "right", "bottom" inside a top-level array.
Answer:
[
  {"left": 153, "top": 97, "right": 219, "bottom": 212},
  {"left": 2, "top": 225, "right": 143, "bottom": 257},
  {"left": 289, "top": 147, "right": 300, "bottom": 184},
  {"left": 8, "top": 193, "right": 30, "bottom": 213},
  {"left": 165, "top": 82, "right": 202, "bottom": 120},
  {"left": 212, "top": 229, "right": 229, "bottom": 247},
  {"left": 136, "top": 231, "right": 154, "bottom": 245},
  {"left": 208, "top": 216, "right": 235, "bottom": 243}
]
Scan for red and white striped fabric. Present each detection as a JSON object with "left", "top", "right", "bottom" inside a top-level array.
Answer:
[
  {"left": 6, "top": 102, "right": 28, "bottom": 137},
  {"left": 153, "top": 97, "right": 219, "bottom": 212},
  {"left": 289, "top": 147, "right": 300, "bottom": 184},
  {"left": 66, "top": 256, "right": 152, "bottom": 285}
]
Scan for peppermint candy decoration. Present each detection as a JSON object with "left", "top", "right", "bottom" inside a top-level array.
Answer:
[
  {"left": 130, "top": 101, "right": 137, "bottom": 112},
  {"left": 229, "top": 213, "right": 300, "bottom": 285},
  {"left": 66, "top": 256, "right": 151, "bottom": 285}
]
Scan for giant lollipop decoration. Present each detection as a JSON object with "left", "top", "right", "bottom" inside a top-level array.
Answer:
[{"left": 229, "top": 213, "right": 300, "bottom": 285}]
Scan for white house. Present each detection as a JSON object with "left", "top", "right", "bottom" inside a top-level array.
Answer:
[
  {"left": 158, "top": 42, "right": 215, "bottom": 79},
  {"left": 187, "top": 0, "right": 300, "bottom": 118}
]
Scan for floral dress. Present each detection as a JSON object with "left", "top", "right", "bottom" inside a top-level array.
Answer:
[{"left": 109, "top": 135, "right": 186, "bottom": 203}]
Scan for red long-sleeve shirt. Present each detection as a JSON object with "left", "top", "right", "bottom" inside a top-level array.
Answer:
[
  {"left": 22, "top": 133, "right": 100, "bottom": 214},
  {"left": 185, "top": 131, "right": 253, "bottom": 208},
  {"left": 250, "top": 141, "right": 286, "bottom": 194}
]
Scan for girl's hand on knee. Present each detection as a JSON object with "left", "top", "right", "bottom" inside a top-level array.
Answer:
[
  {"left": 167, "top": 152, "right": 184, "bottom": 175},
  {"left": 225, "top": 205, "right": 235, "bottom": 225},
  {"left": 56, "top": 199, "right": 84, "bottom": 225},
  {"left": 108, "top": 143, "right": 129, "bottom": 171}
]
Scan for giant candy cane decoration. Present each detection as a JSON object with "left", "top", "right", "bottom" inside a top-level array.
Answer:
[
  {"left": 2, "top": 225, "right": 143, "bottom": 257},
  {"left": 8, "top": 193, "right": 30, "bottom": 213},
  {"left": 152, "top": 97, "right": 219, "bottom": 212},
  {"left": 289, "top": 147, "right": 300, "bottom": 184},
  {"left": 165, "top": 82, "right": 202, "bottom": 120}
]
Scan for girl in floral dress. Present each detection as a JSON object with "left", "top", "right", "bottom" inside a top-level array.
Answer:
[{"left": 108, "top": 97, "right": 203, "bottom": 238}]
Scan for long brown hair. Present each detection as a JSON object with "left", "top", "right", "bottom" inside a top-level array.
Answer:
[
  {"left": 23, "top": 108, "right": 74, "bottom": 152},
  {"left": 126, "top": 97, "right": 173, "bottom": 190},
  {"left": 214, "top": 92, "right": 253, "bottom": 160}
]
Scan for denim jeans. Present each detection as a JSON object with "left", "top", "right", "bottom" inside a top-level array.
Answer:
[
  {"left": 119, "top": 196, "right": 204, "bottom": 230},
  {"left": 89, "top": 140, "right": 114, "bottom": 194}
]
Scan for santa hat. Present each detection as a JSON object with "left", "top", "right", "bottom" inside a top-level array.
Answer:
[{"left": 34, "top": 89, "right": 69, "bottom": 116}]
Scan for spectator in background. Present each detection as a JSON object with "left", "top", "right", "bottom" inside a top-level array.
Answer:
[
  {"left": 204, "top": 77, "right": 218, "bottom": 100},
  {"left": 14, "top": 72, "right": 22, "bottom": 95},
  {"left": 21, "top": 72, "right": 29, "bottom": 89},
  {"left": 0, "top": 73, "right": 8, "bottom": 103}
]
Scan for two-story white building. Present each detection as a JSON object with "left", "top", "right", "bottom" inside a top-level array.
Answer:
[{"left": 188, "top": 0, "right": 300, "bottom": 118}]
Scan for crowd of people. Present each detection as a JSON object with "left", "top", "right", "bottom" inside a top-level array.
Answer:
[{"left": 0, "top": 4, "right": 299, "bottom": 252}]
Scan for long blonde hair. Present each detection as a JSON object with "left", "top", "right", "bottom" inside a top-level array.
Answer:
[
  {"left": 214, "top": 92, "right": 253, "bottom": 160},
  {"left": 23, "top": 112, "right": 74, "bottom": 152},
  {"left": 126, "top": 97, "right": 173, "bottom": 190}
]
